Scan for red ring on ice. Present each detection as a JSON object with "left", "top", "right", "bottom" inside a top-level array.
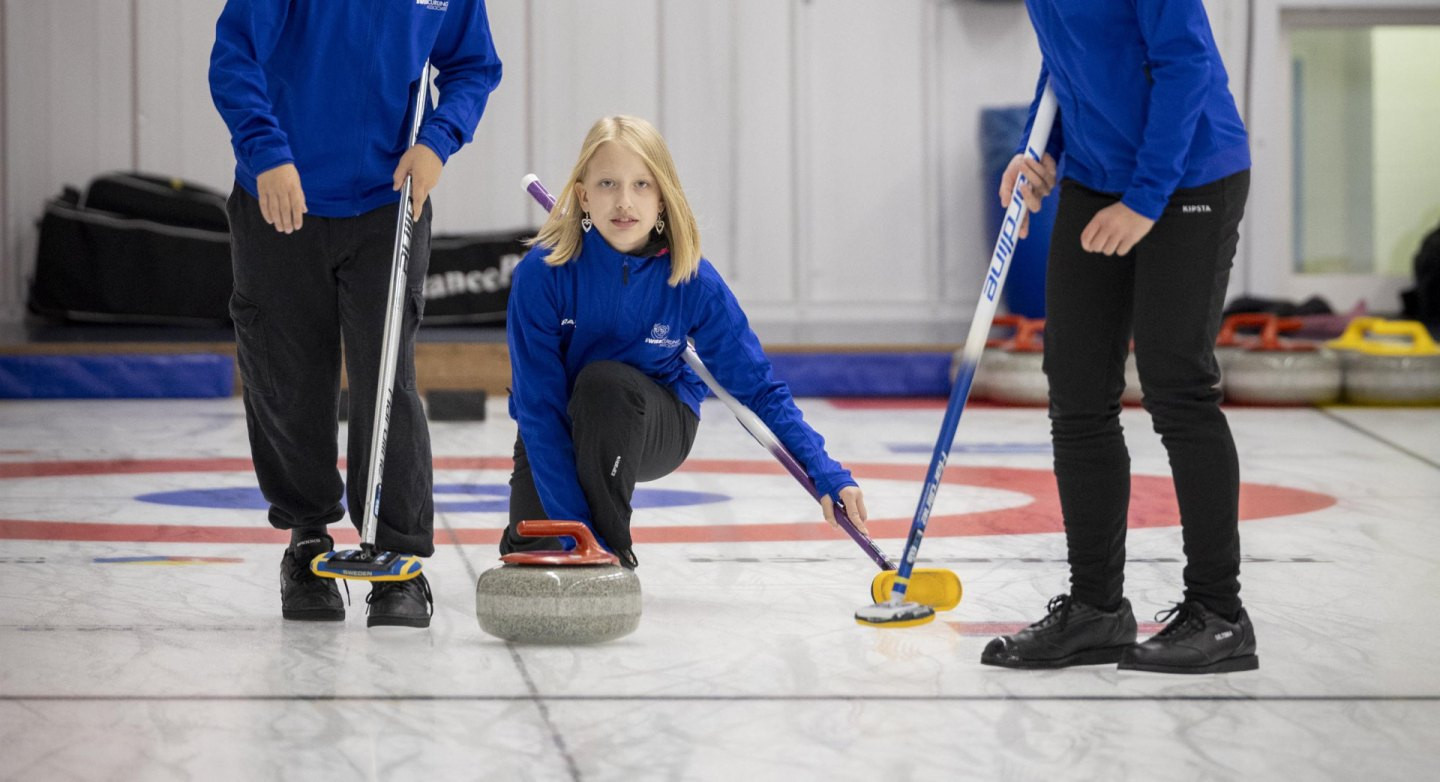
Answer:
[{"left": 0, "top": 456, "right": 1335, "bottom": 544}]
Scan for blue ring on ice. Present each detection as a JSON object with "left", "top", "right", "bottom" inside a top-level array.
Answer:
[{"left": 134, "top": 484, "right": 730, "bottom": 513}]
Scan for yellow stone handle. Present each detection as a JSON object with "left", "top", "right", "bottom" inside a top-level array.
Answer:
[{"left": 1326, "top": 317, "right": 1440, "bottom": 356}]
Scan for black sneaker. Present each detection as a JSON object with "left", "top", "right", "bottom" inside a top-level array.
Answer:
[
  {"left": 1119, "top": 601, "right": 1259, "bottom": 674},
  {"left": 981, "top": 595, "right": 1137, "bottom": 669},
  {"left": 280, "top": 535, "right": 344, "bottom": 621},
  {"left": 366, "top": 573, "right": 433, "bottom": 628}
]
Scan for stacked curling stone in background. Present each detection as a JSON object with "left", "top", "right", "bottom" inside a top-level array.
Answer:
[
  {"left": 1221, "top": 314, "right": 1344, "bottom": 405},
  {"left": 1326, "top": 318, "right": 1440, "bottom": 406},
  {"left": 950, "top": 312, "right": 1434, "bottom": 409},
  {"left": 1213, "top": 313, "right": 1272, "bottom": 384},
  {"left": 1116, "top": 311, "right": 1279, "bottom": 406},
  {"left": 475, "top": 521, "right": 642, "bottom": 644},
  {"left": 954, "top": 310, "right": 1439, "bottom": 408},
  {"left": 968, "top": 315, "right": 1049, "bottom": 406}
]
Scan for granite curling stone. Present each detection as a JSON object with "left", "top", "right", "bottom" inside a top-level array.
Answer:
[
  {"left": 1223, "top": 316, "right": 1342, "bottom": 405},
  {"left": 1327, "top": 318, "right": 1440, "bottom": 406},
  {"left": 977, "top": 316, "right": 1049, "bottom": 406},
  {"left": 475, "top": 520, "right": 641, "bottom": 644}
]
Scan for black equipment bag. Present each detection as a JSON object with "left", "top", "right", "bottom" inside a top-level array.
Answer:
[
  {"left": 28, "top": 173, "right": 233, "bottom": 326},
  {"left": 83, "top": 173, "right": 230, "bottom": 232},
  {"left": 420, "top": 229, "right": 529, "bottom": 326},
  {"left": 1401, "top": 220, "right": 1440, "bottom": 328}
]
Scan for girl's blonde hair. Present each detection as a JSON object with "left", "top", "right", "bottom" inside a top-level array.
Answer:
[{"left": 530, "top": 115, "right": 701, "bottom": 286}]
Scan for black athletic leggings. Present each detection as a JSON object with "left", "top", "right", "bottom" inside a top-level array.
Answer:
[
  {"left": 504, "top": 361, "right": 699, "bottom": 561},
  {"left": 1043, "top": 170, "right": 1249, "bottom": 618}
]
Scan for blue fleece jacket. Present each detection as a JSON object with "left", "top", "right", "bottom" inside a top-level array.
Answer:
[
  {"left": 1018, "top": 0, "right": 1249, "bottom": 219},
  {"left": 209, "top": 0, "right": 501, "bottom": 218},
  {"left": 507, "top": 230, "right": 856, "bottom": 533}
]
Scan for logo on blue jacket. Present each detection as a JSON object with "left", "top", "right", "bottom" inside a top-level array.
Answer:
[
  {"left": 646, "top": 323, "right": 682, "bottom": 349},
  {"left": 416, "top": 0, "right": 449, "bottom": 10}
]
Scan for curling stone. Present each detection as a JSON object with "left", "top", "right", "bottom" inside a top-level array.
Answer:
[
  {"left": 1126, "top": 314, "right": 1268, "bottom": 405},
  {"left": 1223, "top": 317, "right": 1342, "bottom": 405},
  {"left": 1214, "top": 312, "right": 1273, "bottom": 381},
  {"left": 1327, "top": 318, "right": 1440, "bottom": 406},
  {"left": 475, "top": 520, "right": 641, "bottom": 644},
  {"left": 980, "top": 317, "right": 1049, "bottom": 406}
]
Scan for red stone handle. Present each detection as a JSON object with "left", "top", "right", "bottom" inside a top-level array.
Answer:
[
  {"left": 1254, "top": 317, "right": 1312, "bottom": 352},
  {"left": 1217, "top": 313, "right": 1275, "bottom": 347},
  {"left": 499, "top": 520, "right": 620, "bottom": 566},
  {"left": 989, "top": 314, "right": 1023, "bottom": 347},
  {"left": 1008, "top": 317, "right": 1046, "bottom": 353}
]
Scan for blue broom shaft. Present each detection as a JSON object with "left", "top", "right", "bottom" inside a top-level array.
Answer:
[{"left": 889, "top": 82, "right": 1058, "bottom": 601}]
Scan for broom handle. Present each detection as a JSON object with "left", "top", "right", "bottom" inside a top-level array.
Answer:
[
  {"left": 360, "top": 60, "right": 430, "bottom": 552},
  {"left": 888, "top": 81, "right": 1058, "bottom": 603},
  {"left": 680, "top": 346, "right": 894, "bottom": 570}
]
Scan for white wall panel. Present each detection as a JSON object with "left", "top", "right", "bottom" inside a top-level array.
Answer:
[
  {"left": 135, "top": 0, "right": 232, "bottom": 194},
  {"left": 1, "top": 0, "right": 1293, "bottom": 337},
  {"left": 659, "top": 0, "right": 798, "bottom": 309},
  {"left": 1, "top": 1, "right": 7, "bottom": 320},
  {"left": 527, "top": 0, "right": 660, "bottom": 215},
  {"left": 801, "top": 1, "right": 930, "bottom": 308},
  {"left": 935, "top": 1, "right": 1042, "bottom": 307},
  {"left": 658, "top": 0, "right": 738, "bottom": 283},
  {"left": 726, "top": 0, "right": 797, "bottom": 307},
  {"left": 3, "top": 0, "right": 134, "bottom": 321},
  {"left": 431, "top": 0, "right": 530, "bottom": 235}
]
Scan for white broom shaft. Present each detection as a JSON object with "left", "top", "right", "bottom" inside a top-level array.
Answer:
[{"left": 360, "top": 61, "right": 430, "bottom": 549}]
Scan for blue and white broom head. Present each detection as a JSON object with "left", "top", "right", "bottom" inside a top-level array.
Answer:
[{"left": 311, "top": 548, "right": 423, "bottom": 581}]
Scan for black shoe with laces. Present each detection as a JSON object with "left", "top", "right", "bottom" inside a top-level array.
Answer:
[
  {"left": 981, "top": 595, "right": 1137, "bottom": 669},
  {"left": 1119, "top": 601, "right": 1259, "bottom": 674},
  {"left": 366, "top": 572, "right": 433, "bottom": 628},
  {"left": 280, "top": 535, "right": 345, "bottom": 621}
]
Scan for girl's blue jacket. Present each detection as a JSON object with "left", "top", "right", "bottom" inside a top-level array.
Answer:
[
  {"left": 507, "top": 230, "right": 856, "bottom": 531},
  {"left": 209, "top": 0, "right": 502, "bottom": 217},
  {"left": 1019, "top": 0, "right": 1249, "bottom": 219}
]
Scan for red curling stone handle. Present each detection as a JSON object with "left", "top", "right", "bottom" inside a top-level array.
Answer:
[{"left": 499, "top": 520, "right": 620, "bottom": 566}]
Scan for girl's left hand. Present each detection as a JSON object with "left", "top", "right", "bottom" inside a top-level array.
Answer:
[
  {"left": 1081, "top": 202, "right": 1156, "bottom": 256},
  {"left": 821, "top": 485, "right": 868, "bottom": 535}
]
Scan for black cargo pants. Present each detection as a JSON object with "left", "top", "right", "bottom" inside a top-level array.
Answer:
[{"left": 227, "top": 185, "right": 435, "bottom": 556}]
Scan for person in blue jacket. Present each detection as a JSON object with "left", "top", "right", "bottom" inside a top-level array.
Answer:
[
  {"left": 209, "top": 0, "right": 501, "bottom": 628},
  {"left": 981, "top": 0, "right": 1257, "bottom": 673},
  {"left": 505, "top": 115, "right": 867, "bottom": 568}
]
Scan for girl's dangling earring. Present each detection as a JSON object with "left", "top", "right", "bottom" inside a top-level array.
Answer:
[
  {"left": 581, "top": 212, "right": 593, "bottom": 233},
  {"left": 654, "top": 216, "right": 665, "bottom": 235}
]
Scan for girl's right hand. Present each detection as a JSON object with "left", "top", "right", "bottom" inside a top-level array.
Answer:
[
  {"left": 821, "top": 485, "right": 868, "bottom": 536},
  {"left": 999, "top": 152, "right": 1058, "bottom": 238}
]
